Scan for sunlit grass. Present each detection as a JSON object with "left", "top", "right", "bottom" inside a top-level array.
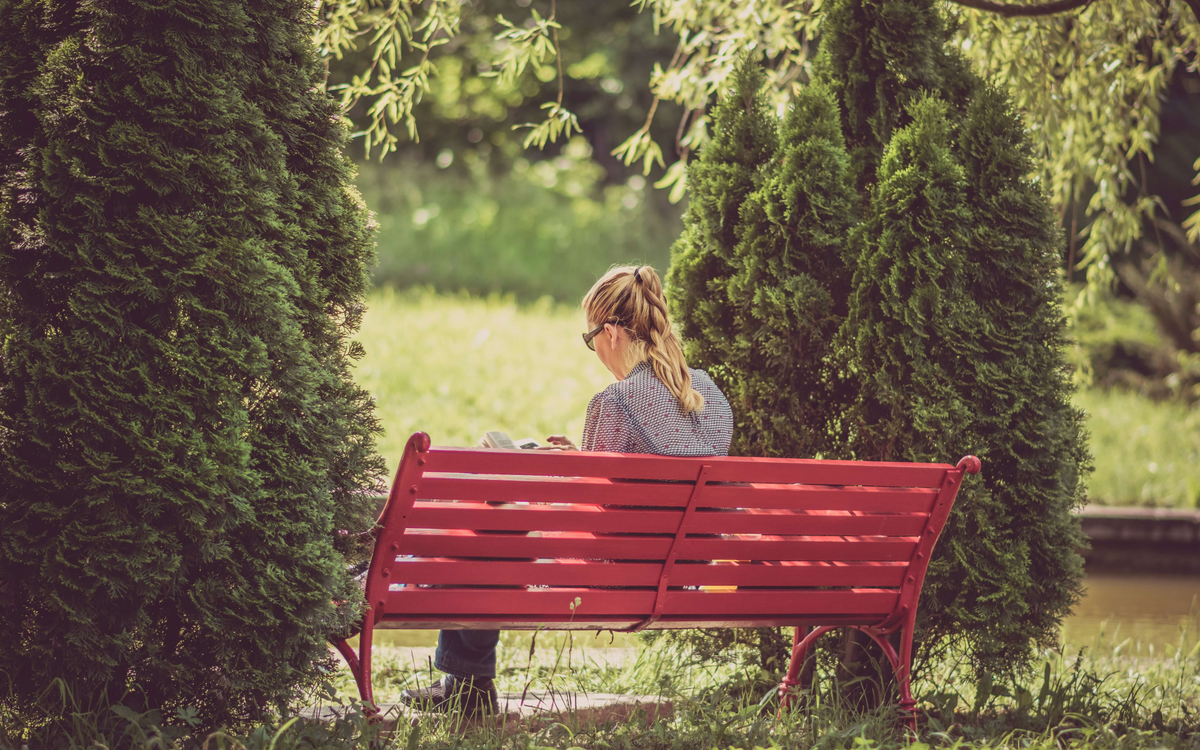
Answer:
[
  {"left": 1073, "top": 389, "right": 1200, "bottom": 508},
  {"left": 316, "top": 613, "right": 1200, "bottom": 749},
  {"left": 356, "top": 287, "right": 613, "bottom": 473},
  {"left": 357, "top": 153, "right": 679, "bottom": 303}
]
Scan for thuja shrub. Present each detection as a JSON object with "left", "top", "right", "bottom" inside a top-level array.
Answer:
[
  {"left": 913, "top": 84, "right": 1089, "bottom": 669},
  {"left": 661, "top": 59, "right": 861, "bottom": 674},
  {"left": 666, "top": 0, "right": 1088, "bottom": 681},
  {"left": 666, "top": 57, "right": 777, "bottom": 389},
  {"left": 0, "top": 0, "right": 383, "bottom": 727},
  {"left": 724, "top": 79, "right": 858, "bottom": 461}
]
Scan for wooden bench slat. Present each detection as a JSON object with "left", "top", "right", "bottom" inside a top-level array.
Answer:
[
  {"left": 418, "top": 476, "right": 938, "bottom": 512},
  {"left": 407, "top": 503, "right": 929, "bottom": 536},
  {"left": 704, "top": 485, "right": 937, "bottom": 512},
  {"left": 388, "top": 559, "right": 908, "bottom": 587},
  {"left": 397, "top": 531, "right": 918, "bottom": 561},
  {"left": 384, "top": 588, "right": 899, "bottom": 617},
  {"left": 422, "top": 449, "right": 951, "bottom": 487}
]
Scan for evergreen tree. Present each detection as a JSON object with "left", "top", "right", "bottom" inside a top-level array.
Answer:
[
  {"left": 667, "top": 0, "right": 1089, "bottom": 684},
  {"left": 666, "top": 56, "right": 776, "bottom": 390},
  {"left": 917, "top": 84, "right": 1088, "bottom": 670},
  {"left": 725, "top": 82, "right": 857, "bottom": 460},
  {"left": 831, "top": 25, "right": 1089, "bottom": 677},
  {"left": 0, "top": 0, "right": 382, "bottom": 726},
  {"left": 844, "top": 96, "right": 976, "bottom": 464},
  {"left": 662, "top": 69, "right": 860, "bottom": 677},
  {"left": 816, "top": 0, "right": 973, "bottom": 189}
]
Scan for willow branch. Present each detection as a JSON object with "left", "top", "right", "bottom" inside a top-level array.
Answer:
[
  {"left": 1181, "top": 0, "right": 1200, "bottom": 26},
  {"left": 551, "top": 0, "right": 564, "bottom": 107},
  {"left": 945, "top": 0, "right": 1096, "bottom": 17}
]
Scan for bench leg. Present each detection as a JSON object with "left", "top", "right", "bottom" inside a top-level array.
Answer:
[
  {"left": 778, "top": 625, "right": 835, "bottom": 717},
  {"left": 333, "top": 637, "right": 362, "bottom": 690},
  {"left": 896, "top": 609, "right": 918, "bottom": 734},
  {"left": 855, "top": 624, "right": 916, "bottom": 735},
  {"left": 331, "top": 619, "right": 378, "bottom": 712},
  {"left": 358, "top": 614, "right": 377, "bottom": 711},
  {"left": 778, "top": 624, "right": 917, "bottom": 734}
]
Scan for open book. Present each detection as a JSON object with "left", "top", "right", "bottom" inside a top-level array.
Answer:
[{"left": 479, "top": 430, "right": 541, "bottom": 450}]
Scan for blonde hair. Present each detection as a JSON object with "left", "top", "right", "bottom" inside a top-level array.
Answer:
[{"left": 582, "top": 265, "right": 705, "bottom": 414}]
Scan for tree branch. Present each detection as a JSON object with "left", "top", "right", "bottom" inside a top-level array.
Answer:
[
  {"left": 945, "top": 0, "right": 1095, "bottom": 17},
  {"left": 1180, "top": 0, "right": 1200, "bottom": 26}
]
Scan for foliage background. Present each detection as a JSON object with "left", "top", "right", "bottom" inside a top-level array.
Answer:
[{"left": 322, "top": 0, "right": 1200, "bottom": 404}]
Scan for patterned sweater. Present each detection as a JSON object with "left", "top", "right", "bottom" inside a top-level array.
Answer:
[{"left": 580, "top": 360, "right": 732, "bottom": 456}]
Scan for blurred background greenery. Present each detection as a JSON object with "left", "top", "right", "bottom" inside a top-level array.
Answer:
[
  {"left": 329, "top": 0, "right": 1200, "bottom": 510},
  {"left": 357, "top": 141, "right": 679, "bottom": 301}
]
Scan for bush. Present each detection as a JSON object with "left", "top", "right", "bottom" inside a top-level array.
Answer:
[
  {"left": 0, "top": 0, "right": 382, "bottom": 727},
  {"left": 666, "top": 0, "right": 1089, "bottom": 683}
]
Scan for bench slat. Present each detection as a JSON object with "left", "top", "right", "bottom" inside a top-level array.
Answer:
[
  {"left": 388, "top": 559, "right": 908, "bottom": 587},
  {"left": 384, "top": 588, "right": 899, "bottom": 617},
  {"left": 418, "top": 476, "right": 938, "bottom": 512},
  {"left": 422, "top": 449, "right": 951, "bottom": 487},
  {"left": 397, "top": 531, "right": 918, "bottom": 561},
  {"left": 407, "top": 503, "right": 928, "bottom": 536},
  {"left": 705, "top": 485, "right": 937, "bottom": 512}
]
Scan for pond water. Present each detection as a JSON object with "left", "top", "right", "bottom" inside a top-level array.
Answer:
[
  {"left": 365, "top": 573, "right": 1200, "bottom": 651},
  {"left": 1060, "top": 573, "right": 1199, "bottom": 650}
]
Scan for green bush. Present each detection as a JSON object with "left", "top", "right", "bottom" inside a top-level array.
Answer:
[
  {"left": 723, "top": 77, "right": 858, "bottom": 460},
  {"left": 358, "top": 139, "right": 681, "bottom": 303},
  {"left": 664, "top": 58, "right": 779, "bottom": 375},
  {"left": 844, "top": 88, "right": 1088, "bottom": 675},
  {"left": 0, "top": 0, "right": 382, "bottom": 728},
  {"left": 666, "top": 0, "right": 1089, "bottom": 681}
]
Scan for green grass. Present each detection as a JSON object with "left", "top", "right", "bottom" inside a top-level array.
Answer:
[
  {"left": 13, "top": 617, "right": 1194, "bottom": 749},
  {"left": 1073, "top": 389, "right": 1200, "bottom": 508},
  {"left": 357, "top": 289, "right": 1200, "bottom": 507},
  {"left": 357, "top": 287, "right": 613, "bottom": 471}
]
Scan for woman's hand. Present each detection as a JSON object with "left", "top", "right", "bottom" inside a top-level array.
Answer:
[{"left": 538, "top": 435, "right": 579, "bottom": 451}]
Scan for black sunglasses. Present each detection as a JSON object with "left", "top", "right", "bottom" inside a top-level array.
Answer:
[{"left": 583, "top": 317, "right": 620, "bottom": 351}]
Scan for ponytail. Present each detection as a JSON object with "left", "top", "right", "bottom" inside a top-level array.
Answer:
[{"left": 582, "top": 265, "right": 705, "bottom": 414}]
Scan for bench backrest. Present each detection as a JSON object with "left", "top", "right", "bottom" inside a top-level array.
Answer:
[{"left": 365, "top": 432, "right": 977, "bottom": 631}]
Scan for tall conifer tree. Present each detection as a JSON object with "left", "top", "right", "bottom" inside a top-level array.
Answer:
[
  {"left": 916, "top": 85, "right": 1088, "bottom": 668},
  {"left": 0, "top": 0, "right": 382, "bottom": 725},
  {"left": 668, "top": 0, "right": 1088, "bottom": 682},
  {"left": 667, "top": 58, "right": 776, "bottom": 389},
  {"left": 665, "top": 63, "right": 861, "bottom": 674},
  {"left": 827, "top": 1, "right": 1089, "bottom": 677},
  {"left": 725, "top": 82, "right": 857, "bottom": 459}
]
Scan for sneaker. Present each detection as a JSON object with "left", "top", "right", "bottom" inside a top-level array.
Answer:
[{"left": 400, "top": 674, "right": 500, "bottom": 717}]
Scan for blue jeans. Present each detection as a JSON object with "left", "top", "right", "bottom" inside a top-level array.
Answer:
[{"left": 435, "top": 630, "right": 500, "bottom": 679}]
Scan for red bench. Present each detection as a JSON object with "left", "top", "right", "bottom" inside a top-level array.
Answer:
[{"left": 334, "top": 432, "right": 981, "bottom": 727}]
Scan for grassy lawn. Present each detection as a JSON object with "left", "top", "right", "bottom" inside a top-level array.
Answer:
[
  {"left": 1073, "top": 389, "right": 1200, "bottom": 508},
  {"left": 357, "top": 289, "right": 1200, "bottom": 508},
  {"left": 357, "top": 153, "right": 679, "bottom": 303},
  {"left": 357, "top": 287, "right": 613, "bottom": 466},
  {"left": 311, "top": 617, "right": 1200, "bottom": 750}
]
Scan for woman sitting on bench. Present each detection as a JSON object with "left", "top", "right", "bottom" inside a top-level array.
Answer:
[{"left": 400, "top": 264, "right": 734, "bottom": 717}]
